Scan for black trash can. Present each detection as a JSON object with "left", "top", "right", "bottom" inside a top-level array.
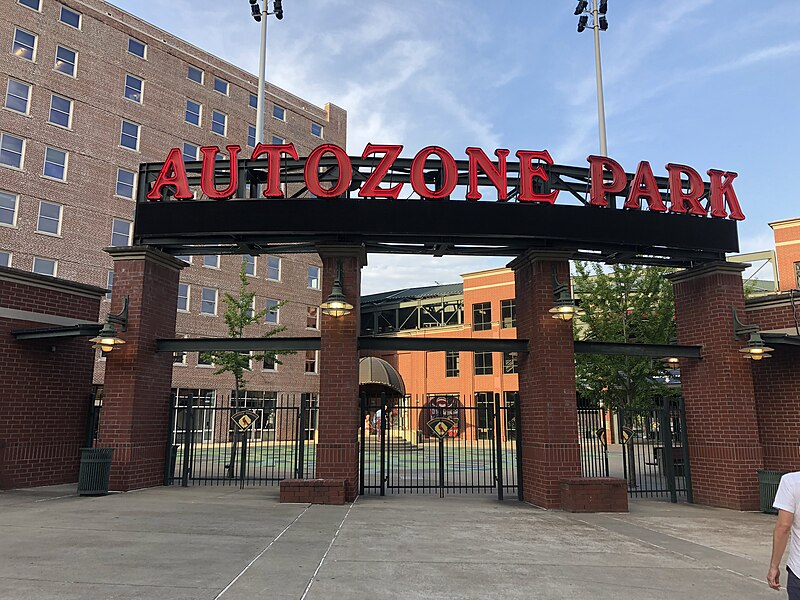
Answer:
[
  {"left": 77, "top": 448, "right": 114, "bottom": 496},
  {"left": 758, "top": 469, "right": 787, "bottom": 515}
]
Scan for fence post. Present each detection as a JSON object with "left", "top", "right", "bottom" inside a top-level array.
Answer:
[
  {"left": 659, "top": 398, "right": 678, "bottom": 503},
  {"left": 678, "top": 396, "right": 693, "bottom": 503},
  {"left": 181, "top": 393, "right": 193, "bottom": 487},
  {"left": 380, "top": 392, "right": 386, "bottom": 497},
  {"left": 239, "top": 429, "right": 248, "bottom": 489},
  {"left": 515, "top": 396, "right": 523, "bottom": 501},
  {"left": 296, "top": 394, "right": 307, "bottom": 479},
  {"left": 359, "top": 394, "right": 366, "bottom": 496},
  {"left": 494, "top": 393, "right": 504, "bottom": 501},
  {"left": 164, "top": 393, "right": 176, "bottom": 485}
]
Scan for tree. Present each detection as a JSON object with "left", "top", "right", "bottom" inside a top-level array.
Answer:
[
  {"left": 573, "top": 262, "right": 677, "bottom": 412},
  {"left": 200, "top": 260, "right": 289, "bottom": 401}
]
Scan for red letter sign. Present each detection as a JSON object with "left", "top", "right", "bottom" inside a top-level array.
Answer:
[
  {"left": 466, "top": 147, "right": 510, "bottom": 201},
  {"left": 587, "top": 155, "right": 626, "bottom": 207},
  {"left": 359, "top": 144, "right": 403, "bottom": 199},
  {"left": 410, "top": 146, "right": 458, "bottom": 199},
  {"left": 516, "top": 150, "right": 558, "bottom": 204},
  {"left": 200, "top": 146, "right": 240, "bottom": 199},
  {"left": 665, "top": 163, "right": 706, "bottom": 216},
  {"left": 250, "top": 143, "right": 299, "bottom": 197},
  {"left": 707, "top": 169, "right": 745, "bottom": 220},
  {"left": 305, "top": 144, "right": 353, "bottom": 198},
  {"left": 145, "top": 147, "right": 192, "bottom": 200},
  {"left": 623, "top": 161, "right": 667, "bottom": 212}
]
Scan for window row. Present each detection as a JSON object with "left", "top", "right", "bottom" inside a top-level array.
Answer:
[
  {"left": 18, "top": 0, "right": 82, "bottom": 29},
  {"left": 0, "top": 133, "right": 70, "bottom": 179},
  {"left": 472, "top": 299, "right": 516, "bottom": 331},
  {"left": 172, "top": 349, "right": 319, "bottom": 374},
  {"left": 0, "top": 250, "right": 59, "bottom": 277},
  {"left": 444, "top": 351, "right": 519, "bottom": 377},
  {"left": 171, "top": 255, "right": 319, "bottom": 289}
]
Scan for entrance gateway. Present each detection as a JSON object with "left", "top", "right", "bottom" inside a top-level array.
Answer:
[{"left": 105, "top": 141, "right": 743, "bottom": 507}]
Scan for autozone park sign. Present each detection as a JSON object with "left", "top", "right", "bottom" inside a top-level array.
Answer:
[{"left": 144, "top": 143, "right": 744, "bottom": 221}]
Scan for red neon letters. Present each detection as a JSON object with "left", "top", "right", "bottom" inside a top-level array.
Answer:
[{"left": 146, "top": 143, "right": 745, "bottom": 220}]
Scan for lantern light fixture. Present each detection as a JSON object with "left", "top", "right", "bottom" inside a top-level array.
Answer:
[
  {"left": 320, "top": 261, "right": 354, "bottom": 317},
  {"left": 89, "top": 296, "right": 129, "bottom": 352}
]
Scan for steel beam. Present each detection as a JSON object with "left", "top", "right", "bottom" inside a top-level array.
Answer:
[{"left": 574, "top": 341, "right": 702, "bottom": 358}]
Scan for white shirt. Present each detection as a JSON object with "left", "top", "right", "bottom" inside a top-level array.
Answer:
[{"left": 773, "top": 472, "right": 800, "bottom": 575}]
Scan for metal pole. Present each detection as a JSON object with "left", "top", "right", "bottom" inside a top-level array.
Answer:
[
  {"left": 592, "top": 0, "right": 608, "bottom": 158},
  {"left": 255, "top": 0, "right": 268, "bottom": 145}
]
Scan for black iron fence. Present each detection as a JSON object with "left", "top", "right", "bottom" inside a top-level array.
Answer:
[
  {"left": 578, "top": 398, "right": 692, "bottom": 502},
  {"left": 165, "top": 390, "right": 317, "bottom": 486},
  {"left": 360, "top": 393, "right": 522, "bottom": 499}
]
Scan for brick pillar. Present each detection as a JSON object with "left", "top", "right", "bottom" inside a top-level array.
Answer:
[
  {"left": 510, "top": 252, "right": 581, "bottom": 508},
  {"left": 98, "top": 247, "right": 184, "bottom": 491},
  {"left": 668, "top": 262, "right": 762, "bottom": 510},
  {"left": 315, "top": 245, "right": 365, "bottom": 502}
]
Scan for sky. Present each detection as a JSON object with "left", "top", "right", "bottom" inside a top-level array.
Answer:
[{"left": 111, "top": 0, "right": 800, "bottom": 294}]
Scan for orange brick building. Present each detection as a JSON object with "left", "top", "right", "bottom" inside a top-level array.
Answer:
[{"left": 770, "top": 218, "right": 800, "bottom": 291}]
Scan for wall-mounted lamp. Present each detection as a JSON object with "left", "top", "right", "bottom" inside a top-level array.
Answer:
[
  {"left": 733, "top": 307, "right": 773, "bottom": 361},
  {"left": 661, "top": 356, "right": 680, "bottom": 367},
  {"left": 89, "top": 296, "right": 129, "bottom": 352},
  {"left": 549, "top": 268, "right": 582, "bottom": 321},
  {"left": 319, "top": 261, "right": 354, "bottom": 317}
]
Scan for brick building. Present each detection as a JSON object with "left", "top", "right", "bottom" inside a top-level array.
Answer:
[
  {"left": 0, "top": 0, "right": 347, "bottom": 435},
  {"left": 770, "top": 218, "right": 800, "bottom": 291}
]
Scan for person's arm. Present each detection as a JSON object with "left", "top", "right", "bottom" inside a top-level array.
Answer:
[{"left": 768, "top": 509, "right": 794, "bottom": 590}]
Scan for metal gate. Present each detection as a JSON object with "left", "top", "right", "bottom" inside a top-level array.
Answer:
[
  {"left": 578, "top": 397, "right": 692, "bottom": 502},
  {"left": 360, "top": 393, "right": 522, "bottom": 499},
  {"left": 165, "top": 390, "right": 317, "bottom": 486}
]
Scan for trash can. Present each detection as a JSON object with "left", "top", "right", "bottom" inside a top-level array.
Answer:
[
  {"left": 758, "top": 469, "right": 787, "bottom": 515},
  {"left": 77, "top": 448, "right": 114, "bottom": 496}
]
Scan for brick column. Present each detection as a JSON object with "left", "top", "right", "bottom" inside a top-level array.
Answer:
[
  {"left": 509, "top": 252, "right": 581, "bottom": 508},
  {"left": 98, "top": 247, "right": 184, "bottom": 491},
  {"left": 315, "top": 245, "right": 365, "bottom": 502},
  {"left": 668, "top": 262, "right": 762, "bottom": 510}
]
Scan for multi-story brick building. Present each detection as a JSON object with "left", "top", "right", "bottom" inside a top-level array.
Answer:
[{"left": 0, "top": 0, "right": 346, "bottom": 437}]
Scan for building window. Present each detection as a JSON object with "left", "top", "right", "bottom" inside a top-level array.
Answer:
[
  {"left": 12, "top": 28, "right": 37, "bottom": 62},
  {"left": 183, "top": 142, "right": 199, "bottom": 161},
  {"left": 0, "top": 133, "right": 25, "bottom": 169},
  {"left": 271, "top": 135, "right": 285, "bottom": 145},
  {"left": 203, "top": 254, "right": 219, "bottom": 269},
  {"left": 124, "top": 74, "right": 143, "bottom": 103},
  {"left": 503, "top": 352, "right": 518, "bottom": 375},
  {"left": 795, "top": 262, "right": 800, "bottom": 288},
  {"left": 5, "top": 79, "right": 30, "bottom": 114},
  {"left": 200, "top": 287, "right": 217, "bottom": 315},
  {"left": 500, "top": 299, "right": 516, "bottom": 328},
  {"left": 213, "top": 78, "right": 229, "bottom": 95},
  {"left": 32, "top": 257, "right": 57, "bottom": 276},
  {"left": 211, "top": 110, "right": 227, "bottom": 136},
  {"left": 445, "top": 351, "right": 459, "bottom": 377},
  {"left": 262, "top": 354, "right": 277, "bottom": 371},
  {"left": 266, "top": 256, "right": 280, "bottom": 281},
  {"left": 177, "top": 283, "right": 190, "bottom": 312},
  {"left": 185, "top": 99, "right": 201, "bottom": 126},
  {"left": 36, "top": 201, "right": 62, "bottom": 235},
  {"left": 307, "top": 306, "right": 319, "bottom": 329},
  {"left": 175, "top": 255, "right": 192, "bottom": 265},
  {"left": 311, "top": 122, "right": 323, "bottom": 138},
  {"left": 111, "top": 218, "right": 132, "bottom": 246},
  {"left": 265, "top": 298, "right": 280, "bottom": 324},
  {"left": 54, "top": 46, "right": 77, "bottom": 77},
  {"left": 197, "top": 352, "right": 214, "bottom": 366},
  {"left": 120, "top": 120, "right": 140, "bottom": 151},
  {"left": 43, "top": 147, "right": 68, "bottom": 181},
  {"left": 307, "top": 266, "right": 320, "bottom": 289},
  {"left": 474, "top": 352, "right": 493, "bottom": 375},
  {"left": 127, "top": 37, "right": 146, "bottom": 59},
  {"left": 247, "top": 124, "right": 256, "bottom": 148},
  {"left": 244, "top": 254, "right": 256, "bottom": 276},
  {"left": 174, "top": 349, "right": 187, "bottom": 365},
  {"left": 0, "top": 251, "right": 11, "bottom": 267},
  {"left": 18, "top": 0, "right": 40, "bottom": 10},
  {"left": 48, "top": 94, "right": 72, "bottom": 128},
  {"left": 272, "top": 105, "right": 286, "bottom": 121},
  {"left": 249, "top": 94, "right": 258, "bottom": 109},
  {"left": 187, "top": 65, "right": 203, "bottom": 84},
  {"left": 116, "top": 168, "right": 136, "bottom": 199},
  {"left": 473, "top": 302, "right": 492, "bottom": 331},
  {"left": 105, "top": 271, "right": 114, "bottom": 301},
  {"left": 0, "top": 191, "right": 19, "bottom": 227},
  {"left": 305, "top": 350, "right": 318, "bottom": 374},
  {"left": 59, "top": 6, "right": 82, "bottom": 29}
]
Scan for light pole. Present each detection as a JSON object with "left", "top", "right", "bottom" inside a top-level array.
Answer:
[
  {"left": 575, "top": 0, "right": 608, "bottom": 157},
  {"left": 248, "top": 0, "right": 284, "bottom": 145}
]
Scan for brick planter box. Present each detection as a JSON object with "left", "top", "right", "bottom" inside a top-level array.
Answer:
[
  {"left": 279, "top": 479, "right": 346, "bottom": 505},
  {"left": 561, "top": 477, "right": 628, "bottom": 512}
]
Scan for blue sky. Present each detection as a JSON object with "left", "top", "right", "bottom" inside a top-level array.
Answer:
[{"left": 112, "top": 0, "right": 800, "bottom": 294}]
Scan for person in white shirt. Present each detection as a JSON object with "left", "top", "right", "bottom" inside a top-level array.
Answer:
[{"left": 769, "top": 472, "right": 800, "bottom": 598}]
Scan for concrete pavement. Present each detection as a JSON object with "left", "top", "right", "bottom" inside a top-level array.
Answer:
[{"left": 0, "top": 484, "right": 784, "bottom": 599}]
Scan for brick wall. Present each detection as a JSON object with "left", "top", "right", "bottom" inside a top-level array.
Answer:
[
  {"left": 0, "top": 267, "right": 104, "bottom": 489},
  {"left": 770, "top": 219, "right": 800, "bottom": 291}
]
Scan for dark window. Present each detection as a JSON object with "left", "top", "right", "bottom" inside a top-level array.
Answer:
[
  {"left": 187, "top": 65, "right": 203, "bottom": 84},
  {"left": 473, "top": 302, "right": 491, "bottom": 331},
  {"left": 127, "top": 38, "right": 146, "bottom": 58},
  {"left": 475, "top": 392, "right": 493, "bottom": 440},
  {"left": 501, "top": 299, "right": 516, "bottom": 328},
  {"left": 60, "top": 6, "right": 81, "bottom": 28},
  {"left": 795, "top": 262, "right": 800, "bottom": 288},
  {"left": 503, "top": 352, "right": 518, "bottom": 374},
  {"left": 305, "top": 350, "right": 318, "bottom": 373},
  {"left": 474, "top": 352, "right": 493, "bottom": 375},
  {"left": 249, "top": 93, "right": 258, "bottom": 109},
  {"left": 445, "top": 351, "right": 459, "bottom": 377}
]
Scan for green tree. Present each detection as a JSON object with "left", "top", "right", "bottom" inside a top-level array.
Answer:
[
  {"left": 573, "top": 262, "right": 677, "bottom": 411},
  {"left": 200, "top": 260, "right": 289, "bottom": 401}
]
